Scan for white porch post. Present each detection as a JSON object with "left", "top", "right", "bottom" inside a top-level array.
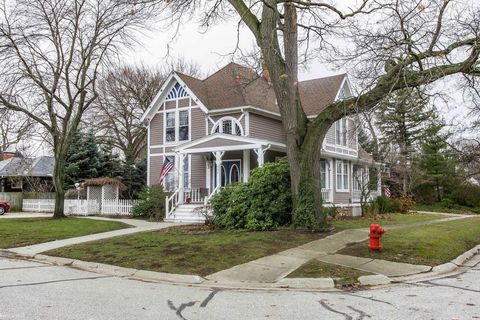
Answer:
[
  {"left": 377, "top": 166, "right": 382, "bottom": 194},
  {"left": 255, "top": 147, "right": 264, "bottom": 167},
  {"left": 178, "top": 153, "right": 186, "bottom": 204},
  {"left": 205, "top": 160, "right": 212, "bottom": 191},
  {"left": 213, "top": 151, "right": 224, "bottom": 190},
  {"left": 242, "top": 150, "right": 250, "bottom": 182}
]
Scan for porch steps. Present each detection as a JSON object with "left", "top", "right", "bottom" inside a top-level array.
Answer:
[{"left": 165, "top": 204, "right": 206, "bottom": 223}]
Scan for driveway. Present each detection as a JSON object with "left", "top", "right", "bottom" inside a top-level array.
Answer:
[{"left": 0, "top": 256, "right": 478, "bottom": 319}]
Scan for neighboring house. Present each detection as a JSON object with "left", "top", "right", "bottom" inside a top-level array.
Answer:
[
  {"left": 0, "top": 156, "right": 55, "bottom": 192},
  {"left": 141, "top": 62, "right": 381, "bottom": 222}
]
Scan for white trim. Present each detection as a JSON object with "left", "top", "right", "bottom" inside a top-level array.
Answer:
[
  {"left": 245, "top": 111, "right": 250, "bottom": 136},
  {"left": 141, "top": 73, "right": 208, "bottom": 124},
  {"left": 175, "top": 133, "right": 285, "bottom": 152},
  {"left": 147, "top": 124, "right": 151, "bottom": 186},
  {"left": 183, "top": 144, "right": 263, "bottom": 154},
  {"left": 150, "top": 153, "right": 164, "bottom": 157},
  {"left": 210, "top": 116, "right": 245, "bottom": 136},
  {"left": 208, "top": 106, "right": 282, "bottom": 120},
  {"left": 150, "top": 144, "right": 164, "bottom": 148},
  {"left": 335, "top": 159, "right": 350, "bottom": 192}
]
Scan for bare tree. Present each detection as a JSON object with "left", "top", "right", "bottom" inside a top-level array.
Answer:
[
  {"left": 163, "top": 0, "right": 480, "bottom": 227},
  {"left": 0, "top": 0, "right": 158, "bottom": 218},
  {"left": 0, "top": 108, "right": 34, "bottom": 156},
  {"left": 92, "top": 59, "right": 202, "bottom": 163}
]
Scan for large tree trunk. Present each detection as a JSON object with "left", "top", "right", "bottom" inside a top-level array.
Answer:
[{"left": 52, "top": 148, "right": 67, "bottom": 219}]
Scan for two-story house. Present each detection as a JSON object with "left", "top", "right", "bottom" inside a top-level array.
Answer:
[{"left": 141, "top": 63, "right": 381, "bottom": 222}]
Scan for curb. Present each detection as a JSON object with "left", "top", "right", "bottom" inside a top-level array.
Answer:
[
  {"left": 33, "top": 254, "right": 205, "bottom": 285},
  {"left": 273, "top": 278, "right": 335, "bottom": 289}
]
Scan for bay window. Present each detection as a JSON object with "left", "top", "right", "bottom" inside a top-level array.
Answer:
[{"left": 336, "top": 159, "right": 349, "bottom": 191}]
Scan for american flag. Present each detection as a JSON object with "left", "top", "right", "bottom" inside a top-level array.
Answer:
[
  {"left": 159, "top": 157, "right": 174, "bottom": 184},
  {"left": 383, "top": 185, "right": 391, "bottom": 197}
]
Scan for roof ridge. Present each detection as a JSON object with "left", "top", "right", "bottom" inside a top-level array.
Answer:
[{"left": 299, "top": 73, "right": 346, "bottom": 84}]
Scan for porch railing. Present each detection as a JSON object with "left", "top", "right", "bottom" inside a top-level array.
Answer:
[
  {"left": 165, "top": 189, "right": 179, "bottom": 219},
  {"left": 184, "top": 188, "right": 204, "bottom": 204},
  {"left": 204, "top": 185, "right": 220, "bottom": 205},
  {"left": 352, "top": 189, "right": 381, "bottom": 202},
  {"left": 321, "top": 188, "right": 333, "bottom": 203}
]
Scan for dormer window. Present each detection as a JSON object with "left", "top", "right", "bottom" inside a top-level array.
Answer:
[{"left": 212, "top": 117, "right": 244, "bottom": 136}]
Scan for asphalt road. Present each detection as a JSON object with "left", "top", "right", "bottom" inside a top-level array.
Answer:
[{"left": 0, "top": 257, "right": 479, "bottom": 320}]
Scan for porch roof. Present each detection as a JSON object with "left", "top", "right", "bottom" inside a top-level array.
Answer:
[{"left": 174, "top": 133, "right": 286, "bottom": 154}]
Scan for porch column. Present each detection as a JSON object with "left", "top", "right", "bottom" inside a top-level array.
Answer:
[
  {"left": 242, "top": 150, "right": 250, "bottom": 182},
  {"left": 213, "top": 151, "right": 224, "bottom": 191},
  {"left": 377, "top": 166, "right": 382, "bottom": 194},
  {"left": 178, "top": 153, "right": 186, "bottom": 204},
  {"left": 254, "top": 147, "right": 264, "bottom": 167},
  {"left": 205, "top": 160, "right": 212, "bottom": 191}
]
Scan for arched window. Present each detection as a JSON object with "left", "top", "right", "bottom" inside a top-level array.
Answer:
[{"left": 211, "top": 117, "right": 244, "bottom": 136}]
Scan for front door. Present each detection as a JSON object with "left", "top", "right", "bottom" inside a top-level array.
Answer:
[{"left": 213, "top": 160, "right": 241, "bottom": 188}]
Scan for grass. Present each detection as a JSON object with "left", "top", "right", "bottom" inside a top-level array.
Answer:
[
  {"left": 46, "top": 225, "right": 332, "bottom": 276},
  {"left": 414, "top": 203, "right": 480, "bottom": 215},
  {"left": 331, "top": 212, "right": 446, "bottom": 230},
  {"left": 0, "top": 218, "right": 129, "bottom": 249},
  {"left": 338, "top": 217, "right": 480, "bottom": 266},
  {"left": 287, "top": 260, "right": 373, "bottom": 286}
]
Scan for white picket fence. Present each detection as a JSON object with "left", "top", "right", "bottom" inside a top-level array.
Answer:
[{"left": 22, "top": 199, "right": 137, "bottom": 216}]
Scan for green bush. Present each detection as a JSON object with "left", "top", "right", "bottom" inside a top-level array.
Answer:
[
  {"left": 440, "top": 197, "right": 455, "bottom": 209},
  {"left": 211, "top": 158, "right": 292, "bottom": 230},
  {"left": 450, "top": 184, "right": 480, "bottom": 208},
  {"left": 132, "top": 185, "right": 166, "bottom": 220},
  {"left": 373, "top": 196, "right": 400, "bottom": 214},
  {"left": 323, "top": 206, "right": 339, "bottom": 219}
]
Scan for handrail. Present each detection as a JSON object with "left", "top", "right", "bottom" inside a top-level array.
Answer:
[
  {"left": 165, "top": 189, "right": 179, "bottom": 218},
  {"left": 204, "top": 185, "right": 220, "bottom": 205}
]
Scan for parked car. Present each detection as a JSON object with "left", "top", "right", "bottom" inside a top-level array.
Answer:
[{"left": 0, "top": 200, "right": 10, "bottom": 215}]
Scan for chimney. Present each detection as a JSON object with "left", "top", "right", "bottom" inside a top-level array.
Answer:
[{"left": 261, "top": 59, "right": 271, "bottom": 84}]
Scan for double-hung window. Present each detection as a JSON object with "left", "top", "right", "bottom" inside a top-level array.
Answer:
[
  {"left": 335, "top": 118, "right": 348, "bottom": 146},
  {"left": 179, "top": 110, "right": 189, "bottom": 141},
  {"left": 165, "top": 112, "right": 176, "bottom": 142},
  {"left": 336, "top": 160, "right": 349, "bottom": 191},
  {"left": 165, "top": 110, "right": 190, "bottom": 143},
  {"left": 320, "top": 160, "right": 329, "bottom": 189},
  {"left": 165, "top": 156, "right": 176, "bottom": 191}
]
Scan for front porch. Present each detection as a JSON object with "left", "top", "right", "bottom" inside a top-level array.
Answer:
[{"left": 165, "top": 134, "right": 286, "bottom": 221}]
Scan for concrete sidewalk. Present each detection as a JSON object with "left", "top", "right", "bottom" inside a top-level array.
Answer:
[
  {"left": 206, "top": 214, "right": 474, "bottom": 284},
  {"left": 7, "top": 217, "right": 182, "bottom": 257}
]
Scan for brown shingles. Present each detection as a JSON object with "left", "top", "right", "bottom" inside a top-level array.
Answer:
[{"left": 176, "top": 62, "right": 346, "bottom": 117}]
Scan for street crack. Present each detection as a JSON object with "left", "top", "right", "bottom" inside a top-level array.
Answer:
[
  {"left": 167, "top": 300, "right": 196, "bottom": 320},
  {"left": 200, "top": 289, "right": 220, "bottom": 307},
  {"left": 319, "top": 299, "right": 353, "bottom": 320}
]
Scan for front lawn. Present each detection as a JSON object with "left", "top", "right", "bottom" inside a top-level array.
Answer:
[
  {"left": 286, "top": 260, "right": 373, "bottom": 286},
  {"left": 338, "top": 217, "right": 480, "bottom": 266},
  {"left": 0, "top": 218, "right": 129, "bottom": 249},
  {"left": 331, "top": 213, "right": 445, "bottom": 230},
  {"left": 46, "top": 225, "right": 332, "bottom": 276}
]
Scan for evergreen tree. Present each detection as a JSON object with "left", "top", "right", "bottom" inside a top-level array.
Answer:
[
  {"left": 376, "top": 88, "right": 434, "bottom": 195},
  {"left": 412, "top": 119, "right": 458, "bottom": 202}
]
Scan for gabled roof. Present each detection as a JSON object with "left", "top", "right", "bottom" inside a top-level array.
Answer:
[
  {"left": 178, "top": 62, "right": 346, "bottom": 116},
  {"left": 142, "top": 62, "right": 348, "bottom": 122},
  {"left": 0, "top": 156, "right": 54, "bottom": 177}
]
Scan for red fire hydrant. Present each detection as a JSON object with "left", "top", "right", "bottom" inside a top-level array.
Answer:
[{"left": 368, "top": 224, "right": 385, "bottom": 251}]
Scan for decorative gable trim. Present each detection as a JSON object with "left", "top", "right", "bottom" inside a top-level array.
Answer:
[{"left": 140, "top": 72, "right": 209, "bottom": 124}]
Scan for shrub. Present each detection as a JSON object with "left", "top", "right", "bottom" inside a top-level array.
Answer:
[
  {"left": 132, "top": 185, "right": 166, "bottom": 220},
  {"left": 211, "top": 158, "right": 292, "bottom": 230},
  {"left": 323, "top": 206, "right": 339, "bottom": 219},
  {"left": 440, "top": 197, "right": 455, "bottom": 209},
  {"left": 373, "top": 196, "right": 400, "bottom": 214},
  {"left": 450, "top": 184, "right": 480, "bottom": 208}
]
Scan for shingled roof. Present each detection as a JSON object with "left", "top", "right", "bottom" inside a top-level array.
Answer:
[
  {"left": 0, "top": 156, "right": 54, "bottom": 177},
  {"left": 176, "top": 62, "right": 346, "bottom": 116}
]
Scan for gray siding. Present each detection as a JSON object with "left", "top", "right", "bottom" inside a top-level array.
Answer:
[
  {"left": 190, "top": 154, "right": 206, "bottom": 188},
  {"left": 149, "top": 156, "right": 163, "bottom": 186},
  {"left": 248, "top": 113, "right": 285, "bottom": 143},
  {"left": 191, "top": 108, "right": 206, "bottom": 140},
  {"left": 325, "top": 125, "right": 335, "bottom": 145},
  {"left": 150, "top": 113, "right": 163, "bottom": 146}
]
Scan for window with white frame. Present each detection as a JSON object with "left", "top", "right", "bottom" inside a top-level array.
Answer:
[
  {"left": 212, "top": 117, "right": 243, "bottom": 136},
  {"left": 320, "top": 159, "right": 330, "bottom": 189},
  {"left": 179, "top": 110, "right": 189, "bottom": 141},
  {"left": 336, "top": 159, "right": 349, "bottom": 191},
  {"left": 166, "top": 112, "right": 176, "bottom": 142},
  {"left": 165, "top": 110, "right": 190, "bottom": 143},
  {"left": 353, "top": 167, "right": 367, "bottom": 191},
  {"left": 164, "top": 155, "right": 190, "bottom": 191},
  {"left": 335, "top": 118, "right": 348, "bottom": 146}
]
